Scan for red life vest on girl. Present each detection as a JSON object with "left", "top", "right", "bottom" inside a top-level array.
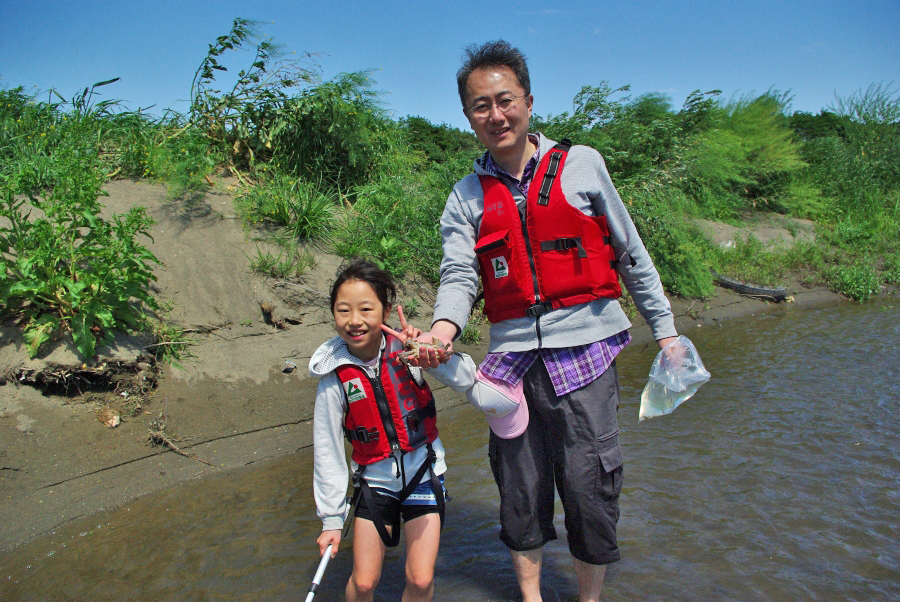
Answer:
[
  {"left": 335, "top": 334, "right": 438, "bottom": 466},
  {"left": 475, "top": 141, "right": 622, "bottom": 323}
]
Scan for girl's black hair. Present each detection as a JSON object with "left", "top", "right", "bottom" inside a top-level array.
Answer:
[
  {"left": 457, "top": 39, "right": 531, "bottom": 108},
  {"left": 330, "top": 259, "right": 397, "bottom": 312}
]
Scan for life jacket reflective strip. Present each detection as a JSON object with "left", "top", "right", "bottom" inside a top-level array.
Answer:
[
  {"left": 335, "top": 333, "right": 438, "bottom": 466},
  {"left": 476, "top": 141, "right": 622, "bottom": 323}
]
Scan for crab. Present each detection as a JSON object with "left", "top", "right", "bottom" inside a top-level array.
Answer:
[{"left": 398, "top": 339, "right": 453, "bottom": 365}]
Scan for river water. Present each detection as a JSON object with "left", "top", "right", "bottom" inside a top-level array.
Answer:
[{"left": 1, "top": 301, "right": 898, "bottom": 601}]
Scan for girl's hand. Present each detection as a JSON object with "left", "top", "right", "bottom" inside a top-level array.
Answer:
[
  {"left": 317, "top": 529, "right": 341, "bottom": 558},
  {"left": 381, "top": 307, "right": 451, "bottom": 367},
  {"left": 380, "top": 305, "right": 423, "bottom": 343}
]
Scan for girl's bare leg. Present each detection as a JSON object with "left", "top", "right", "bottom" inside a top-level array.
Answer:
[
  {"left": 401, "top": 513, "right": 442, "bottom": 602},
  {"left": 346, "top": 518, "right": 387, "bottom": 602}
]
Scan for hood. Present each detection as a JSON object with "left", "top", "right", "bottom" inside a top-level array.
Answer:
[{"left": 309, "top": 335, "right": 382, "bottom": 377}]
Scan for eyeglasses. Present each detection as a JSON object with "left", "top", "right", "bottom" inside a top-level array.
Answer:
[{"left": 467, "top": 96, "right": 526, "bottom": 118}]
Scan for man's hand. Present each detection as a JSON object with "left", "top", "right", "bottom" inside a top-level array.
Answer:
[
  {"left": 657, "top": 336, "right": 678, "bottom": 350},
  {"left": 657, "top": 335, "right": 687, "bottom": 366},
  {"left": 408, "top": 320, "right": 457, "bottom": 368}
]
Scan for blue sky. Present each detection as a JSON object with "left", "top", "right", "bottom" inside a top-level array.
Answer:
[{"left": 1, "top": 1, "right": 897, "bottom": 131}]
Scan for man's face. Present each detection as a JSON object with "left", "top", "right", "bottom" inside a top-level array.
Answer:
[{"left": 463, "top": 66, "right": 533, "bottom": 162}]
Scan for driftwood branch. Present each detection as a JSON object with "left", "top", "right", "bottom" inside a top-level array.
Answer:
[
  {"left": 148, "top": 429, "right": 214, "bottom": 467},
  {"left": 143, "top": 341, "right": 196, "bottom": 350}
]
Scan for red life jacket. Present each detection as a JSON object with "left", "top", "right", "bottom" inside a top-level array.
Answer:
[
  {"left": 335, "top": 334, "right": 438, "bottom": 466},
  {"left": 475, "top": 141, "right": 622, "bottom": 323}
]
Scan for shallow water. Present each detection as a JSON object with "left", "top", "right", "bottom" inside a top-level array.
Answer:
[{"left": 2, "top": 301, "right": 899, "bottom": 601}]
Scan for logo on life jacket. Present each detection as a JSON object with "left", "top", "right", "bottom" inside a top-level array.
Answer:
[
  {"left": 492, "top": 256, "right": 509, "bottom": 278},
  {"left": 344, "top": 378, "right": 367, "bottom": 403}
]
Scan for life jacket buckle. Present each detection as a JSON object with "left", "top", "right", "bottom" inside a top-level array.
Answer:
[
  {"left": 524, "top": 301, "right": 554, "bottom": 317},
  {"left": 345, "top": 426, "right": 379, "bottom": 443},
  {"left": 540, "top": 237, "right": 587, "bottom": 258}
]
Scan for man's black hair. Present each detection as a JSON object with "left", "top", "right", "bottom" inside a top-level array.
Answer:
[{"left": 457, "top": 40, "right": 531, "bottom": 109}]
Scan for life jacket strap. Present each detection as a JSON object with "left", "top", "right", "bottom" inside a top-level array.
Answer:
[
  {"left": 355, "top": 442, "right": 445, "bottom": 548},
  {"left": 344, "top": 426, "right": 380, "bottom": 443},
  {"left": 343, "top": 467, "right": 366, "bottom": 538},
  {"left": 537, "top": 139, "right": 573, "bottom": 206},
  {"left": 405, "top": 399, "right": 437, "bottom": 432},
  {"left": 540, "top": 237, "right": 587, "bottom": 258},
  {"left": 524, "top": 301, "right": 554, "bottom": 317},
  {"left": 357, "top": 475, "right": 402, "bottom": 547}
]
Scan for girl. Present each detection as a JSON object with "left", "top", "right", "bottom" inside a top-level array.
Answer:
[{"left": 310, "top": 259, "right": 475, "bottom": 602}]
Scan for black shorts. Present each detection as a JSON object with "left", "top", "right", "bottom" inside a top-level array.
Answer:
[
  {"left": 354, "top": 475, "right": 446, "bottom": 537},
  {"left": 488, "top": 358, "right": 623, "bottom": 565}
]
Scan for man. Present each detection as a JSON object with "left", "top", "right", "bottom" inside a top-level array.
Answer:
[{"left": 420, "top": 40, "right": 678, "bottom": 602}]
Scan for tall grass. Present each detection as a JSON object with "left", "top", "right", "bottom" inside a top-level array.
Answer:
[
  {"left": 235, "top": 169, "right": 338, "bottom": 241},
  {"left": 3, "top": 16, "right": 899, "bottom": 351}
]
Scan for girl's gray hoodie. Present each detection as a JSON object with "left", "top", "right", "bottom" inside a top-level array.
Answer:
[{"left": 309, "top": 335, "right": 476, "bottom": 531}]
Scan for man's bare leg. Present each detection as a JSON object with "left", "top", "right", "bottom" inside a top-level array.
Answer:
[
  {"left": 573, "top": 557, "right": 607, "bottom": 602},
  {"left": 511, "top": 548, "right": 543, "bottom": 602}
]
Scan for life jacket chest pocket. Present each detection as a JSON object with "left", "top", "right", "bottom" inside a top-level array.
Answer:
[{"left": 475, "top": 229, "right": 527, "bottom": 302}]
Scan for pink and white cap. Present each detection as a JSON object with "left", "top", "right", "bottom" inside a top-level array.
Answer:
[{"left": 465, "top": 369, "right": 529, "bottom": 439}]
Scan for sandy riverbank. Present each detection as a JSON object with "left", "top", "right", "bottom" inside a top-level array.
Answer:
[{"left": 0, "top": 177, "right": 852, "bottom": 552}]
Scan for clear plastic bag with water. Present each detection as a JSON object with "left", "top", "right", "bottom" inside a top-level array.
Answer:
[{"left": 639, "top": 335, "right": 710, "bottom": 421}]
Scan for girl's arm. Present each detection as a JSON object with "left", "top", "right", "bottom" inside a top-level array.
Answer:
[{"left": 313, "top": 375, "right": 350, "bottom": 532}]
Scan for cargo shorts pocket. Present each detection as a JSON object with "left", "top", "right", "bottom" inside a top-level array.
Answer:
[{"left": 594, "top": 433, "right": 623, "bottom": 502}]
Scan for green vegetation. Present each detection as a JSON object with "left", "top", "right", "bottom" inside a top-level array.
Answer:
[
  {"left": 2, "top": 18, "right": 898, "bottom": 361},
  {"left": 1, "top": 82, "right": 163, "bottom": 359}
]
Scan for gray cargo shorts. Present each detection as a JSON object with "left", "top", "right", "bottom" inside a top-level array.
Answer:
[{"left": 488, "top": 357, "right": 624, "bottom": 565}]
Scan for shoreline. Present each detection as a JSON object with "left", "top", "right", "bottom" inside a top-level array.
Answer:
[
  {"left": 0, "top": 281, "right": 856, "bottom": 554},
  {"left": 1, "top": 177, "right": 889, "bottom": 555}
]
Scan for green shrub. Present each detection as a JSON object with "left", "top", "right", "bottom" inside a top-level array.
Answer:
[
  {"left": 0, "top": 152, "right": 160, "bottom": 359},
  {"left": 882, "top": 253, "right": 900, "bottom": 284},
  {"left": 400, "top": 116, "right": 481, "bottom": 164},
  {"left": 334, "top": 173, "right": 446, "bottom": 281},
  {"left": 144, "top": 124, "right": 219, "bottom": 200},
  {"left": 677, "top": 92, "right": 806, "bottom": 217},
  {"left": 623, "top": 186, "right": 714, "bottom": 298},
  {"left": 188, "top": 17, "right": 320, "bottom": 169},
  {"left": 270, "top": 71, "right": 402, "bottom": 190},
  {"left": 826, "top": 260, "right": 881, "bottom": 301}
]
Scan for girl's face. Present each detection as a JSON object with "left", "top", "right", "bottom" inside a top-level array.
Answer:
[{"left": 332, "top": 279, "right": 391, "bottom": 362}]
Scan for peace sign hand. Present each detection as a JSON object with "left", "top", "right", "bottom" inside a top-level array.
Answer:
[
  {"left": 380, "top": 306, "right": 452, "bottom": 368},
  {"left": 380, "top": 305, "right": 421, "bottom": 343}
]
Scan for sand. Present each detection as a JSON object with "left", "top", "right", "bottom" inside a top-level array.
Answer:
[{"left": 0, "top": 176, "right": 848, "bottom": 552}]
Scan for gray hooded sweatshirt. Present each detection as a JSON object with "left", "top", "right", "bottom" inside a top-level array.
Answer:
[{"left": 432, "top": 133, "right": 677, "bottom": 349}]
